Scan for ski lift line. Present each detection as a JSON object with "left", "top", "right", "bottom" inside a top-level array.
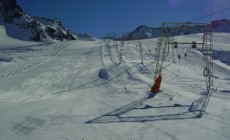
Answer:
[
  {"left": 162, "top": 22, "right": 206, "bottom": 26},
  {"left": 189, "top": 7, "right": 230, "bottom": 22},
  {"left": 153, "top": 21, "right": 214, "bottom": 91},
  {"left": 101, "top": 44, "right": 105, "bottom": 67}
]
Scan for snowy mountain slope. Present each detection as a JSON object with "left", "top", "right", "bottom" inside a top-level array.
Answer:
[
  {"left": 122, "top": 25, "right": 161, "bottom": 40},
  {"left": 0, "top": 25, "right": 40, "bottom": 46},
  {"left": 123, "top": 19, "right": 230, "bottom": 40},
  {"left": 0, "top": 0, "right": 77, "bottom": 41},
  {"left": 0, "top": 30, "right": 230, "bottom": 140}
]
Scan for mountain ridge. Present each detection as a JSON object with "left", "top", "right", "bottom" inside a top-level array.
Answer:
[
  {"left": 0, "top": 0, "right": 77, "bottom": 42},
  {"left": 122, "top": 19, "right": 230, "bottom": 40}
]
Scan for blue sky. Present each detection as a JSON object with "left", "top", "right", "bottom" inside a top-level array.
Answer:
[{"left": 17, "top": 0, "right": 230, "bottom": 37}]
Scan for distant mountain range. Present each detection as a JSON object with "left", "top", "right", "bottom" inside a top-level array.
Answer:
[
  {"left": 122, "top": 19, "right": 230, "bottom": 40},
  {"left": 0, "top": 0, "right": 78, "bottom": 42},
  {"left": 1, "top": 0, "right": 230, "bottom": 42}
]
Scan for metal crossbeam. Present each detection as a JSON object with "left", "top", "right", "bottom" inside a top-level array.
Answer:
[{"left": 168, "top": 42, "right": 204, "bottom": 45}]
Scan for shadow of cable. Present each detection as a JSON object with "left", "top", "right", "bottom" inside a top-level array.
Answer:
[
  {"left": 86, "top": 89, "right": 212, "bottom": 123},
  {"left": 189, "top": 89, "right": 213, "bottom": 117}
]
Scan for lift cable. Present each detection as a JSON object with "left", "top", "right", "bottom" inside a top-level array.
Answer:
[{"left": 189, "top": 7, "right": 230, "bottom": 22}]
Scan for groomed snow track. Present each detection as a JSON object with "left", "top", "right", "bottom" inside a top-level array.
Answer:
[{"left": 0, "top": 33, "right": 230, "bottom": 140}]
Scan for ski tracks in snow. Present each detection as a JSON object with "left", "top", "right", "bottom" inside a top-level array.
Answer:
[
  {"left": 0, "top": 42, "right": 71, "bottom": 80},
  {"left": 101, "top": 42, "right": 156, "bottom": 95}
]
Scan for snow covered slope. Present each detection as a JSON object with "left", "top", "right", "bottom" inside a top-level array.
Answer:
[
  {"left": 0, "top": 29, "right": 230, "bottom": 139},
  {"left": 0, "top": 0, "right": 77, "bottom": 41}
]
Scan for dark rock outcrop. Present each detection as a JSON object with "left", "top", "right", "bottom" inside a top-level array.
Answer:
[{"left": 0, "top": 0, "right": 77, "bottom": 41}]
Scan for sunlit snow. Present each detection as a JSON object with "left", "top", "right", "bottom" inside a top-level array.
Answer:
[{"left": 0, "top": 26, "right": 230, "bottom": 140}]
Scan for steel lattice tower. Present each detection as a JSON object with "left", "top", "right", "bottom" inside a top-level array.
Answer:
[{"left": 153, "top": 22, "right": 213, "bottom": 92}]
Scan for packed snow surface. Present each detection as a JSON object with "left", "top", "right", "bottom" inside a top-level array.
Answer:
[{"left": 0, "top": 28, "right": 230, "bottom": 140}]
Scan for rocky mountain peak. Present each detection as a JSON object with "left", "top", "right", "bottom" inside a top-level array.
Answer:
[
  {"left": 0, "top": 0, "right": 23, "bottom": 23},
  {"left": 0, "top": 0, "right": 78, "bottom": 42}
]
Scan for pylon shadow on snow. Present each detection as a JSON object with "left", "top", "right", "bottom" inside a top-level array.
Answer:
[
  {"left": 189, "top": 89, "right": 213, "bottom": 117},
  {"left": 86, "top": 90, "right": 212, "bottom": 123}
]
